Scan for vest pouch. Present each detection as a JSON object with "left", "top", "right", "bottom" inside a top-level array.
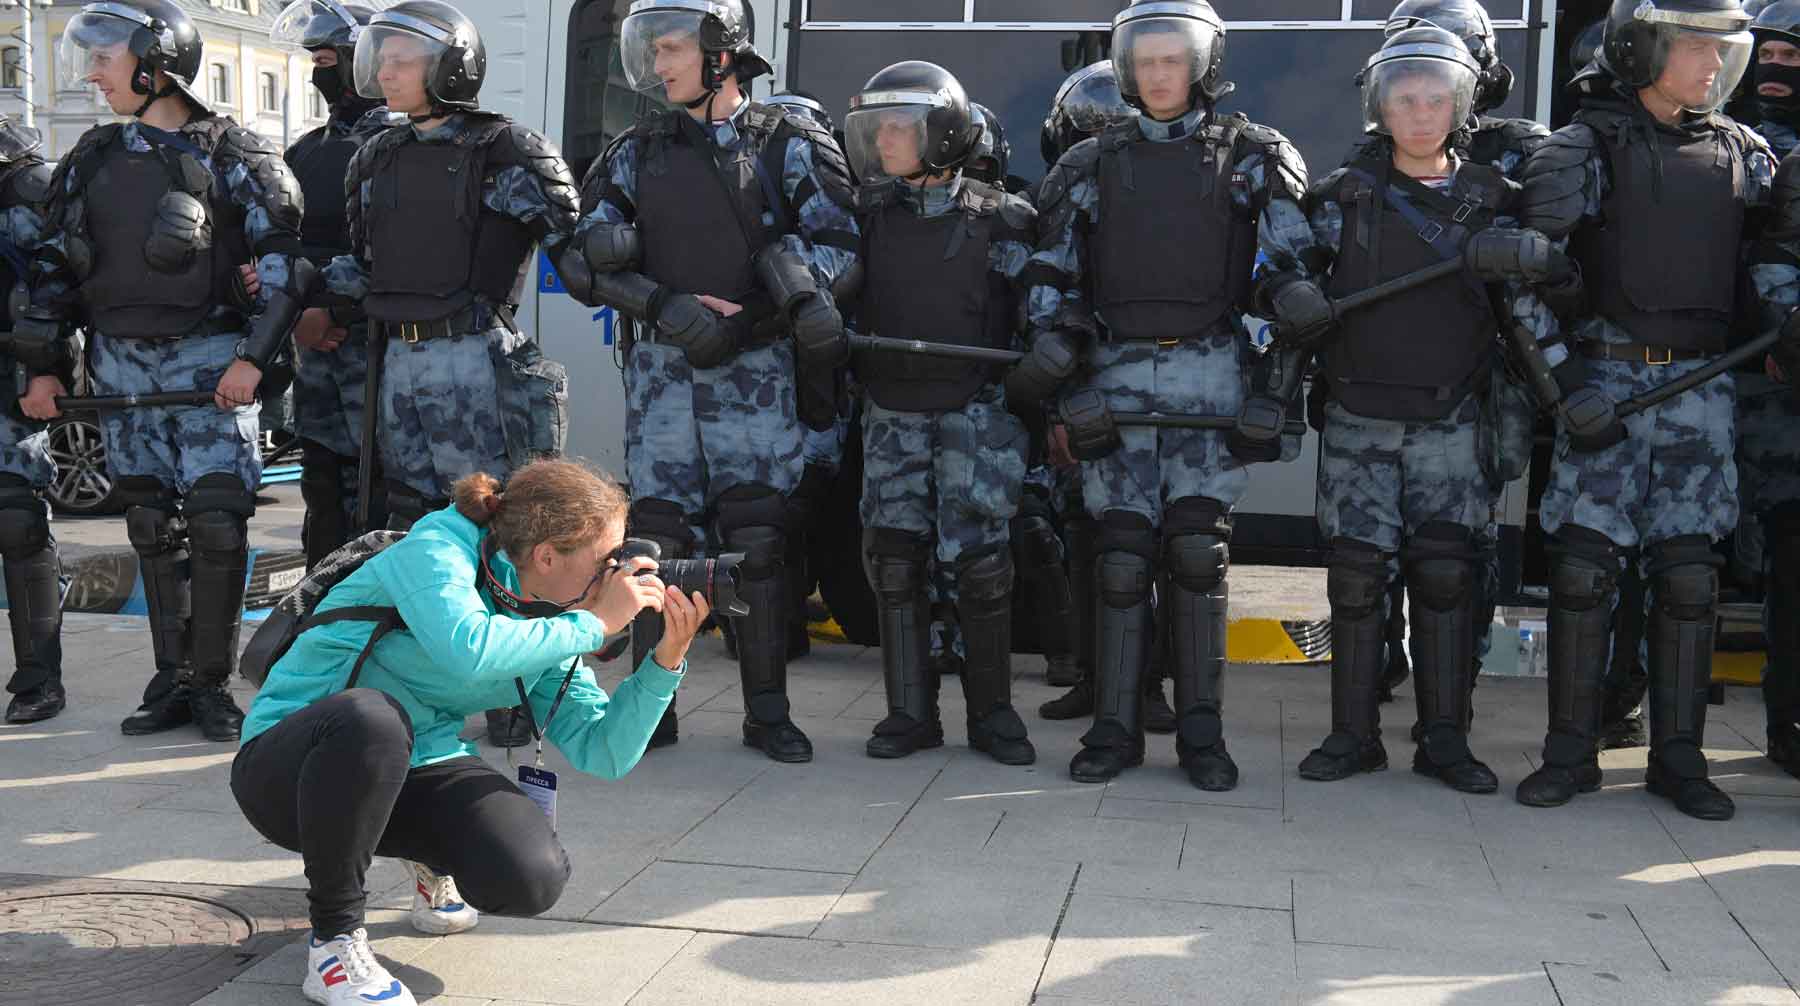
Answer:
[{"left": 491, "top": 336, "right": 569, "bottom": 466}]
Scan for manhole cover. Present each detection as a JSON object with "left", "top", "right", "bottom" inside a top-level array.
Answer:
[{"left": 0, "top": 891, "right": 268, "bottom": 1005}]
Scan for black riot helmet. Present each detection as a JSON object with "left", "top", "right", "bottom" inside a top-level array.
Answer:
[
  {"left": 271, "top": 1, "right": 377, "bottom": 106},
  {"left": 1569, "top": 18, "right": 1606, "bottom": 72},
  {"left": 1361, "top": 25, "right": 1483, "bottom": 140},
  {"left": 765, "top": 90, "right": 835, "bottom": 131},
  {"left": 967, "top": 102, "right": 1010, "bottom": 186},
  {"left": 59, "top": 1, "right": 206, "bottom": 116},
  {"left": 1111, "top": 0, "right": 1232, "bottom": 115},
  {"left": 1384, "top": 0, "right": 1513, "bottom": 112},
  {"left": 1040, "top": 60, "right": 1137, "bottom": 166},
  {"left": 844, "top": 61, "right": 980, "bottom": 184},
  {"left": 620, "top": 0, "right": 773, "bottom": 106},
  {"left": 353, "top": 1, "right": 485, "bottom": 112},
  {"left": 1597, "top": 0, "right": 1753, "bottom": 112},
  {"left": 1752, "top": 0, "right": 1800, "bottom": 122}
]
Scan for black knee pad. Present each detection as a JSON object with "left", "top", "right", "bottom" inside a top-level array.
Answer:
[
  {"left": 1327, "top": 537, "right": 1391, "bottom": 619},
  {"left": 1096, "top": 508, "right": 1156, "bottom": 561},
  {"left": 186, "top": 473, "right": 255, "bottom": 520},
  {"left": 1097, "top": 549, "right": 1153, "bottom": 610},
  {"left": 725, "top": 524, "right": 785, "bottom": 581},
  {"left": 1165, "top": 533, "right": 1228, "bottom": 593},
  {"left": 954, "top": 546, "right": 1014, "bottom": 619},
  {"left": 628, "top": 497, "right": 693, "bottom": 547},
  {"left": 116, "top": 475, "right": 177, "bottom": 514},
  {"left": 1548, "top": 525, "right": 1625, "bottom": 612},
  {"left": 187, "top": 509, "right": 249, "bottom": 555},
  {"left": 0, "top": 476, "right": 48, "bottom": 560},
  {"left": 1016, "top": 482, "right": 1056, "bottom": 525},
  {"left": 1402, "top": 522, "right": 1477, "bottom": 613},
  {"left": 1012, "top": 514, "right": 1065, "bottom": 574},
  {"left": 863, "top": 527, "right": 929, "bottom": 601},
  {"left": 716, "top": 484, "right": 787, "bottom": 577},
  {"left": 1645, "top": 535, "right": 1721, "bottom": 621}
]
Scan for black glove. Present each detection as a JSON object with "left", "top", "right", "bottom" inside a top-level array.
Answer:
[
  {"left": 1465, "top": 227, "right": 1573, "bottom": 284},
  {"left": 792, "top": 294, "right": 847, "bottom": 370},
  {"left": 1552, "top": 357, "right": 1626, "bottom": 452},
  {"left": 653, "top": 292, "right": 735, "bottom": 370},
  {"left": 1267, "top": 274, "right": 1333, "bottom": 343},
  {"left": 1005, "top": 330, "right": 1081, "bottom": 408}
]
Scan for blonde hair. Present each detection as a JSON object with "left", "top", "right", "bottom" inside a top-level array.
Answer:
[{"left": 452, "top": 459, "right": 628, "bottom": 558}]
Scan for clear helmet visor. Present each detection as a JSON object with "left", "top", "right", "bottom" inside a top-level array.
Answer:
[
  {"left": 1113, "top": 17, "right": 1218, "bottom": 103},
  {"left": 844, "top": 104, "right": 932, "bottom": 184},
  {"left": 620, "top": 9, "right": 705, "bottom": 96},
  {"left": 1645, "top": 26, "right": 1755, "bottom": 113},
  {"left": 352, "top": 23, "right": 447, "bottom": 101},
  {"left": 271, "top": 0, "right": 361, "bottom": 51},
  {"left": 1362, "top": 56, "right": 1478, "bottom": 139},
  {"left": 1060, "top": 67, "right": 1134, "bottom": 134},
  {"left": 58, "top": 11, "right": 143, "bottom": 92}
]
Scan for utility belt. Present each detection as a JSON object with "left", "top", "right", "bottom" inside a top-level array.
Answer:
[
  {"left": 378, "top": 303, "right": 511, "bottom": 345},
  {"left": 1099, "top": 315, "right": 1236, "bottom": 345},
  {"left": 1578, "top": 340, "right": 1712, "bottom": 365},
  {"left": 99, "top": 313, "right": 247, "bottom": 343}
]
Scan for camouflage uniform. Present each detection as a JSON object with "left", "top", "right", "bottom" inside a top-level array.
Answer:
[
  {"left": 1509, "top": 86, "right": 1775, "bottom": 817},
  {"left": 31, "top": 114, "right": 307, "bottom": 737},
  {"left": 325, "top": 112, "right": 579, "bottom": 523},
  {"left": 1026, "top": 106, "right": 1316, "bottom": 787}
]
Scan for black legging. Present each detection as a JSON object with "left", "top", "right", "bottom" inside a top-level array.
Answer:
[{"left": 231, "top": 689, "right": 570, "bottom": 937}]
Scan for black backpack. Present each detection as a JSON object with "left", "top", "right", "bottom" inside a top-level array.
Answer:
[{"left": 240, "top": 531, "right": 409, "bottom": 688}]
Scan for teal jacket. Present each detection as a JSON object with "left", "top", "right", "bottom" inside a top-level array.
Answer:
[{"left": 241, "top": 506, "right": 682, "bottom": 776}]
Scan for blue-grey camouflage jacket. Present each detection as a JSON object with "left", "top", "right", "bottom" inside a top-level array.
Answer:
[{"left": 1024, "top": 106, "right": 1320, "bottom": 341}]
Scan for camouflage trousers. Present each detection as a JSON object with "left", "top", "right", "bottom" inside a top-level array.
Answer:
[
  {"left": 861, "top": 383, "right": 1027, "bottom": 610},
  {"left": 624, "top": 339, "right": 804, "bottom": 545},
  {"left": 1074, "top": 334, "right": 1251, "bottom": 522},
  {"left": 89, "top": 333, "right": 262, "bottom": 493},
  {"left": 1317, "top": 396, "right": 1490, "bottom": 577},
  {"left": 0, "top": 411, "right": 53, "bottom": 487},
  {"left": 1540, "top": 360, "right": 1738, "bottom": 549},
  {"left": 294, "top": 325, "right": 373, "bottom": 462},
  {"left": 378, "top": 325, "right": 521, "bottom": 503}
]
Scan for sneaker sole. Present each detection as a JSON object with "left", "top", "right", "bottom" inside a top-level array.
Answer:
[{"left": 411, "top": 910, "right": 478, "bottom": 935}]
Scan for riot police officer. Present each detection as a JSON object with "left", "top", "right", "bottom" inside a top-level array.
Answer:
[
  {"left": 271, "top": 0, "right": 388, "bottom": 568},
  {"left": 1018, "top": 0, "right": 1319, "bottom": 788},
  {"left": 0, "top": 118, "right": 60, "bottom": 725},
  {"left": 1512, "top": 0, "right": 1774, "bottom": 820},
  {"left": 1737, "top": 0, "right": 1800, "bottom": 779},
  {"left": 565, "top": 0, "right": 859, "bottom": 763},
  {"left": 323, "top": 1, "right": 579, "bottom": 749},
  {"left": 19, "top": 0, "right": 309, "bottom": 742},
  {"left": 842, "top": 62, "right": 1037, "bottom": 765},
  {"left": 1291, "top": 26, "right": 1548, "bottom": 792}
]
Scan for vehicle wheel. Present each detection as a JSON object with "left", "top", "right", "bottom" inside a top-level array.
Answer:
[{"left": 44, "top": 412, "right": 123, "bottom": 516}]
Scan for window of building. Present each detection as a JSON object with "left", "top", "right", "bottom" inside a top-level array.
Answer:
[
  {"left": 308, "top": 87, "right": 327, "bottom": 119},
  {"left": 260, "top": 70, "right": 280, "bottom": 112},
  {"left": 221, "top": 0, "right": 252, "bottom": 13},
  {"left": 1, "top": 47, "right": 20, "bottom": 90},
  {"left": 210, "top": 63, "right": 233, "bottom": 104}
]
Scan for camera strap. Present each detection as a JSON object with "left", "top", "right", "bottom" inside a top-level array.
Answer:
[{"left": 511, "top": 665, "right": 579, "bottom": 770}]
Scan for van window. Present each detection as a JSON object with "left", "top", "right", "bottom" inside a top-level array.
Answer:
[{"left": 563, "top": 0, "right": 669, "bottom": 184}]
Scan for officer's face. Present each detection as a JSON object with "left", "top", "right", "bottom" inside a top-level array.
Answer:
[
  {"left": 1130, "top": 33, "right": 1193, "bottom": 119},
  {"left": 375, "top": 34, "right": 430, "bottom": 113},
  {"left": 1657, "top": 32, "right": 1728, "bottom": 109},
  {"left": 875, "top": 111, "right": 925, "bottom": 177},
  {"left": 1382, "top": 71, "right": 1457, "bottom": 160},
  {"left": 1759, "top": 40, "right": 1800, "bottom": 98},
  {"left": 653, "top": 31, "right": 704, "bottom": 104},
  {"left": 83, "top": 41, "right": 141, "bottom": 116},
  {"left": 312, "top": 49, "right": 340, "bottom": 70}
]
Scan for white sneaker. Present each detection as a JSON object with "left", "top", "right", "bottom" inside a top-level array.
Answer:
[
  {"left": 302, "top": 929, "right": 417, "bottom": 1005},
  {"left": 408, "top": 861, "right": 480, "bottom": 935}
]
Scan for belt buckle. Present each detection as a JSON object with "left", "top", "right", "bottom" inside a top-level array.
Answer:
[
  {"left": 1157, "top": 337, "right": 1181, "bottom": 347},
  {"left": 1645, "top": 346, "right": 1672, "bottom": 366},
  {"left": 399, "top": 322, "right": 422, "bottom": 345}
]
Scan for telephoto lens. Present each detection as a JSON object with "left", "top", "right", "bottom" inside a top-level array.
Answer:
[{"left": 651, "top": 555, "right": 750, "bottom": 617}]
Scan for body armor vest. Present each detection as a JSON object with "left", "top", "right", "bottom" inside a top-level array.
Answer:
[
  {"left": 288, "top": 123, "right": 361, "bottom": 264},
  {"left": 1091, "top": 118, "right": 1254, "bottom": 341},
  {"left": 1323, "top": 159, "right": 1507, "bottom": 421},
  {"left": 362, "top": 119, "right": 535, "bottom": 322},
  {"left": 1574, "top": 108, "right": 1747, "bottom": 353},
  {"left": 635, "top": 107, "right": 788, "bottom": 301},
  {"left": 81, "top": 127, "right": 234, "bottom": 338},
  {"left": 857, "top": 181, "right": 1012, "bottom": 413}
]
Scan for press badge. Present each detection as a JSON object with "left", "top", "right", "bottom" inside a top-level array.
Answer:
[{"left": 518, "top": 764, "right": 558, "bottom": 831}]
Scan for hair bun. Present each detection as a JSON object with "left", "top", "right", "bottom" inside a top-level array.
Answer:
[{"left": 483, "top": 492, "right": 504, "bottom": 517}]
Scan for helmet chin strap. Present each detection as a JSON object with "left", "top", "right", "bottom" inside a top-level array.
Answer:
[{"left": 134, "top": 82, "right": 179, "bottom": 119}]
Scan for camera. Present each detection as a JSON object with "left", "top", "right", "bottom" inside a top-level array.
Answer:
[{"left": 594, "top": 538, "right": 750, "bottom": 663}]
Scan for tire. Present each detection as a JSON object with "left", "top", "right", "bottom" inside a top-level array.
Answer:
[{"left": 44, "top": 412, "right": 124, "bottom": 516}]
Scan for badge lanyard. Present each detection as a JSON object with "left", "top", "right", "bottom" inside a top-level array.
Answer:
[{"left": 510, "top": 665, "right": 578, "bottom": 830}]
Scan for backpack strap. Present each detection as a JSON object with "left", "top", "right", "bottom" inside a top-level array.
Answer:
[{"left": 299, "top": 604, "right": 406, "bottom": 691}]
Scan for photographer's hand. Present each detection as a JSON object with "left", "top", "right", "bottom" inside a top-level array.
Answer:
[
  {"left": 655, "top": 586, "right": 712, "bottom": 671},
  {"left": 588, "top": 555, "right": 665, "bottom": 634}
]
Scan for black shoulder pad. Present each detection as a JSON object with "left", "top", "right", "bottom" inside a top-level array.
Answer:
[
  {"left": 994, "top": 189, "right": 1037, "bottom": 234},
  {"left": 0, "top": 120, "right": 42, "bottom": 164},
  {"left": 599, "top": 125, "right": 639, "bottom": 171},
  {"left": 3, "top": 159, "right": 52, "bottom": 210},
  {"left": 1256, "top": 133, "right": 1309, "bottom": 205},
  {"left": 489, "top": 122, "right": 578, "bottom": 217},
  {"left": 1237, "top": 119, "right": 1285, "bottom": 148},
  {"left": 218, "top": 124, "right": 282, "bottom": 160},
  {"left": 780, "top": 117, "right": 855, "bottom": 210},
  {"left": 1769, "top": 150, "right": 1800, "bottom": 241},
  {"left": 1306, "top": 166, "right": 1352, "bottom": 211},
  {"left": 1519, "top": 123, "right": 1599, "bottom": 239},
  {"left": 1038, "top": 137, "right": 1101, "bottom": 213}
]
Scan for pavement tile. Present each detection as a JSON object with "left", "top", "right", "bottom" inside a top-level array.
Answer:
[
  {"left": 1543, "top": 964, "right": 1800, "bottom": 1005},
  {"left": 1036, "top": 893, "right": 1298, "bottom": 1005},
  {"left": 812, "top": 850, "right": 1075, "bottom": 950},
  {"left": 402, "top": 916, "right": 694, "bottom": 1005},
  {"left": 1292, "top": 944, "right": 1561, "bottom": 1006},
  {"left": 585, "top": 860, "right": 852, "bottom": 936}
]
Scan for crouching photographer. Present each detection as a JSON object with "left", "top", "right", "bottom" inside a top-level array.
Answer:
[{"left": 230, "top": 459, "right": 708, "bottom": 1006}]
